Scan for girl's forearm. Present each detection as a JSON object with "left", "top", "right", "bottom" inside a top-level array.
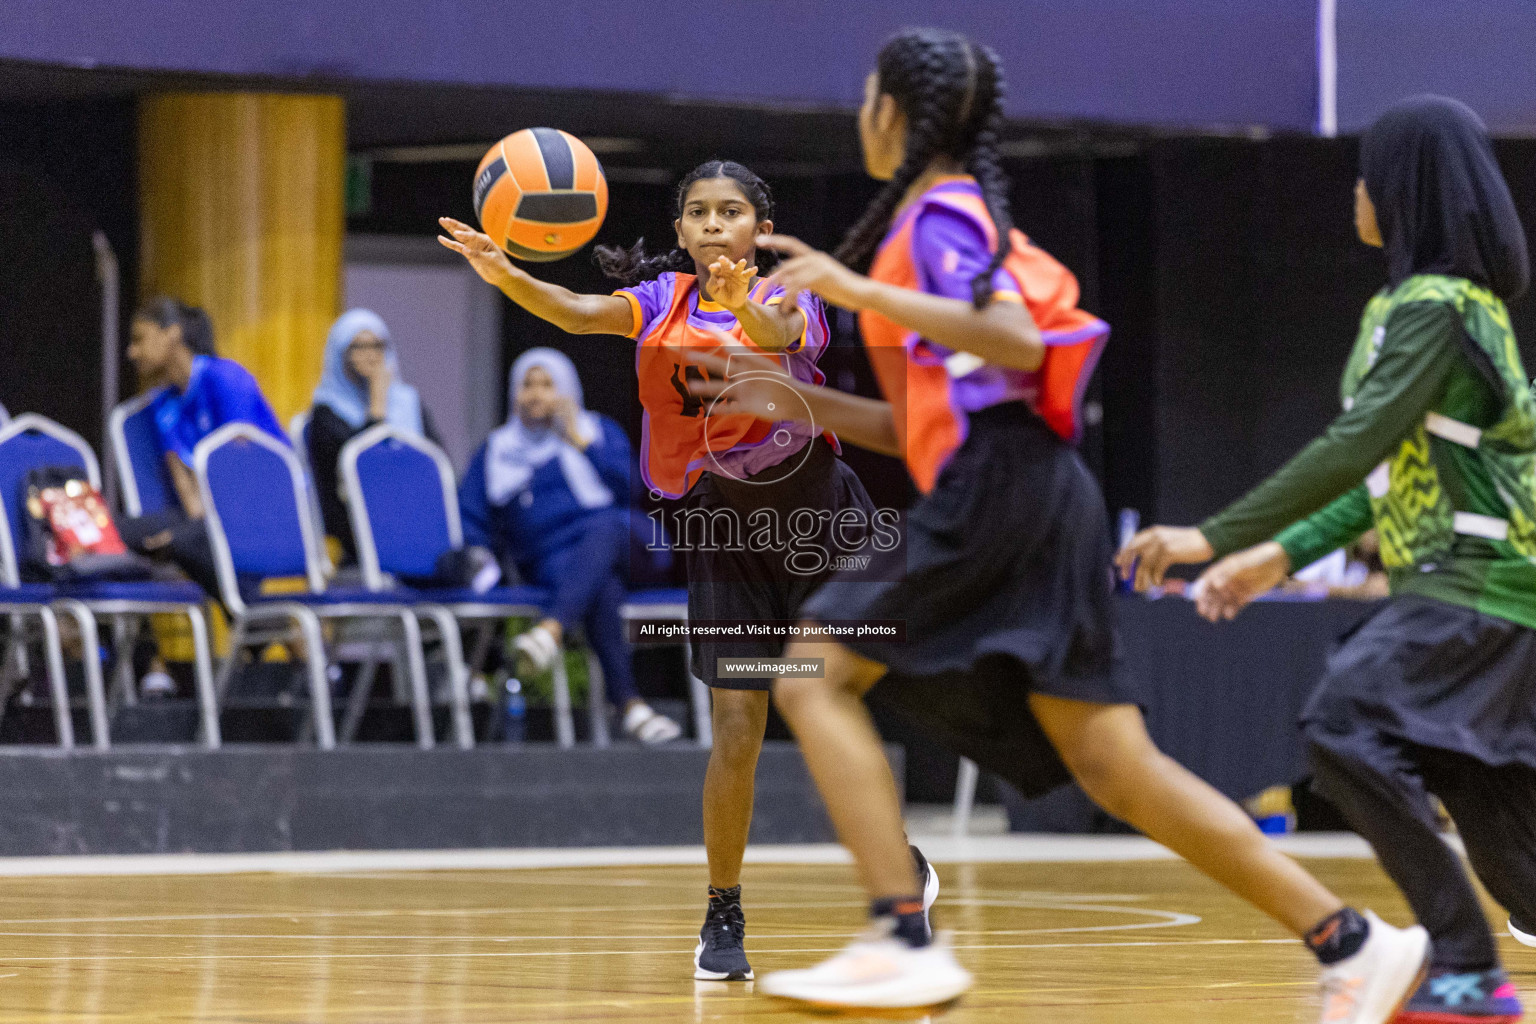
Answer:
[
  {"left": 495, "top": 267, "right": 632, "bottom": 336},
  {"left": 728, "top": 299, "right": 798, "bottom": 353},
  {"left": 857, "top": 279, "right": 1043, "bottom": 371},
  {"left": 789, "top": 385, "right": 901, "bottom": 457}
]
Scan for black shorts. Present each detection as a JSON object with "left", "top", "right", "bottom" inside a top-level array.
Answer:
[
  {"left": 800, "top": 403, "right": 1140, "bottom": 797},
  {"left": 1303, "top": 593, "right": 1536, "bottom": 771},
  {"left": 683, "top": 438, "right": 875, "bottom": 690}
]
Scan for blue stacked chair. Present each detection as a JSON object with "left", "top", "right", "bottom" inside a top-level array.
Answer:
[
  {"left": 54, "top": 399, "right": 226, "bottom": 747},
  {"left": 109, "top": 390, "right": 176, "bottom": 520},
  {"left": 194, "top": 422, "right": 457, "bottom": 749},
  {"left": 0, "top": 415, "right": 115, "bottom": 748},
  {"left": 338, "top": 424, "right": 601, "bottom": 747}
]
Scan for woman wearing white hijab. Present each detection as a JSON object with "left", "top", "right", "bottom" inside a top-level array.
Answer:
[
  {"left": 308, "top": 309, "right": 440, "bottom": 563},
  {"left": 460, "top": 347, "right": 681, "bottom": 744}
]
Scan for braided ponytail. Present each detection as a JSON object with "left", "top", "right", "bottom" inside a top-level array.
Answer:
[
  {"left": 837, "top": 29, "right": 1014, "bottom": 309},
  {"left": 595, "top": 160, "right": 779, "bottom": 285},
  {"left": 593, "top": 239, "right": 693, "bottom": 286}
]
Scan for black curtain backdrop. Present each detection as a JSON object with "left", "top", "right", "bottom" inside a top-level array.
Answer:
[{"left": 0, "top": 98, "right": 137, "bottom": 446}]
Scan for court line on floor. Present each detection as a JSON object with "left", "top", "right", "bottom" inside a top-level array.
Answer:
[
  {"left": 0, "top": 936, "right": 1305, "bottom": 962},
  {"left": 0, "top": 833, "right": 1378, "bottom": 877},
  {"left": 0, "top": 890, "right": 1198, "bottom": 928},
  {"left": 0, "top": 900, "right": 1200, "bottom": 940}
]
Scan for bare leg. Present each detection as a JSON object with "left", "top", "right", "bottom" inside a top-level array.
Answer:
[
  {"left": 1029, "top": 694, "right": 1342, "bottom": 936},
  {"left": 703, "top": 688, "right": 770, "bottom": 889},
  {"left": 773, "top": 634, "right": 920, "bottom": 899}
]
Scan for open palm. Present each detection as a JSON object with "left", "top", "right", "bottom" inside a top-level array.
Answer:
[{"left": 438, "top": 217, "right": 514, "bottom": 286}]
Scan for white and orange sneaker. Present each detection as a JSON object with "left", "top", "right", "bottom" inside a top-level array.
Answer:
[
  {"left": 759, "top": 922, "right": 971, "bottom": 1012},
  {"left": 1315, "top": 910, "right": 1429, "bottom": 1024}
]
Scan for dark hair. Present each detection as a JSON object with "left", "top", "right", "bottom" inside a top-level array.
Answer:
[
  {"left": 594, "top": 160, "right": 778, "bottom": 285},
  {"left": 837, "top": 28, "right": 1012, "bottom": 307},
  {"left": 135, "top": 296, "right": 217, "bottom": 357}
]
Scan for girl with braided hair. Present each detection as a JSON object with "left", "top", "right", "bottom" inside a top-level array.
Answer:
[
  {"left": 440, "top": 161, "right": 934, "bottom": 983},
  {"left": 682, "top": 28, "right": 1428, "bottom": 1018}
]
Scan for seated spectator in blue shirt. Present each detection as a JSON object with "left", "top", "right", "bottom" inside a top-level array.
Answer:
[
  {"left": 119, "top": 296, "right": 287, "bottom": 599},
  {"left": 460, "top": 348, "right": 681, "bottom": 744},
  {"left": 308, "top": 309, "right": 441, "bottom": 565}
]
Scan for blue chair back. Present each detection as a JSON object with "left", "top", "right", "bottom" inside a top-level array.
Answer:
[
  {"left": 0, "top": 416, "right": 100, "bottom": 587},
  {"left": 196, "top": 424, "right": 324, "bottom": 609},
  {"left": 342, "top": 426, "right": 460, "bottom": 588},
  {"left": 110, "top": 391, "right": 175, "bottom": 516}
]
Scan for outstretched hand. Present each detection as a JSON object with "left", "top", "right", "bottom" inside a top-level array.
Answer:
[
  {"left": 758, "top": 234, "right": 872, "bottom": 314},
  {"left": 1191, "top": 541, "right": 1291, "bottom": 622},
  {"left": 1114, "top": 526, "right": 1215, "bottom": 592},
  {"left": 438, "top": 217, "right": 515, "bottom": 287},
  {"left": 706, "top": 256, "right": 758, "bottom": 311}
]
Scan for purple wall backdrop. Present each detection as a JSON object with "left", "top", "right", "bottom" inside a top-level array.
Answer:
[
  {"left": 4, "top": 0, "right": 1319, "bottom": 130},
  {"left": 1336, "top": 0, "right": 1536, "bottom": 134}
]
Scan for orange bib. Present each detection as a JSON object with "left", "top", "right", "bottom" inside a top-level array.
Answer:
[
  {"left": 860, "top": 189, "right": 1109, "bottom": 493},
  {"left": 634, "top": 273, "right": 779, "bottom": 498}
]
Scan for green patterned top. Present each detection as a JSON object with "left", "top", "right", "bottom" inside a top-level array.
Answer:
[{"left": 1201, "top": 274, "right": 1536, "bottom": 629}]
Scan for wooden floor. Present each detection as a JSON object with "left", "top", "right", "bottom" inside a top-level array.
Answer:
[{"left": 0, "top": 856, "right": 1526, "bottom": 1022}]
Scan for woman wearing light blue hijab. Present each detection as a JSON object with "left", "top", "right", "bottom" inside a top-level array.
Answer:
[
  {"left": 460, "top": 347, "right": 682, "bottom": 744},
  {"left": 308, "top": 309, "right": 440, "bottom": 562}
]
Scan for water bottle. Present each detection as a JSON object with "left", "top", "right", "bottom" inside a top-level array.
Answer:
[{"left": 502, "top": 677, "right": 527, "bottom": 744}]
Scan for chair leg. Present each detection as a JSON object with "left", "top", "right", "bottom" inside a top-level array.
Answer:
[
  {"left": 109, "top": 615, "right": 136, "bottom": 711},
  {"left": 185, "top": 605, "right": 220, "bottom": 750},
  {"left": 35, "top": 607, "right": 73, "bottom": 750},
  {"left": 466, "top": 621, "right": 496, "bottom": 674},
  {"left": 215, "top": 618, "right": 248, "bottom": 705},
  {"left": 550, "top": 650, "right": 575, "bottom": 749},
  {"left": 420, "top": 606, "right": 472, "bottom": 750},
  {"left": 339, "top": 659, "right": 377, "bottom": 744},
  {"left": 10, "top": 613, "right": 31, "bottom": 680},
  {"left": 289, "top": 610, "right": 334, "bottom": 750},
  {"left": 0, "top": 626, "right": 19, "bottom": 734},
  {"left": 953, "top": 757, "right": 980, "bottom": 838},
  {"left": 55, "top": 601, "right": 108, "bottom": 750},
  {"left": 584, "top": 646, "right": 610, "bottom": 749},
  {"left": 397, "top": 612, "right": 434, "bottom": 750}
]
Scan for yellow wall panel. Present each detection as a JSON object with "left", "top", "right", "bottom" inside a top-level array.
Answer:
[{"left": 138, "top": 93, "right": 345, "bottom": 424}]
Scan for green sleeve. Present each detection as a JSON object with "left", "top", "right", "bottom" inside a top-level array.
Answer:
[
  {"left": 1200, "top": 301, "right": 1464, "bottom": 558},
  {"left": 1274, "top": 485, "right": 1373, "bottom": 570}
]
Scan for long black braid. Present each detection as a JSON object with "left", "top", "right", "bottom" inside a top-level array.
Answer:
[
  {"left": 594, "top": 160, "right": 779, "bottom": 285},
  {"left": 835, "top": 29, "right": 1013, "bottom": 308}
]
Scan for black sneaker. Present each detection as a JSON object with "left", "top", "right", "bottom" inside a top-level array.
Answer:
[
  {"left": 911, "top": 844, "right": 940, "bottom": 939},
  {"left": 695, "top": 898, "right": 752, "bottom": 980}
]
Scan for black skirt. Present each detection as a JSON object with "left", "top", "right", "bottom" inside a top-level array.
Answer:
[
  {"left": 1303, "top": 593, "right": 1536, "bottom": 771},
  {"left": 800, "top": 402, "right": 1139, "bottom": 798},
  {"left": 683, "top": 438, "right": 876, "bottom": 690}
]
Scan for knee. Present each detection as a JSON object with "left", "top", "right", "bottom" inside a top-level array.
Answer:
[
  {"left": 711, "top": 694, "right": 768, "bottom": 755},
  {"left": 772, "top": 676, "right": 828, "bottom": 724}
]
